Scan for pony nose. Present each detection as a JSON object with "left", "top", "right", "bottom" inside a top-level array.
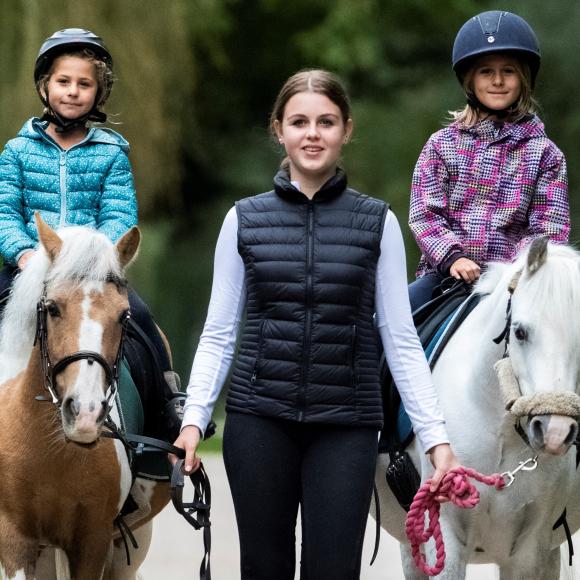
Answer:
[
  {"left": 528, "top": 415, "right": 579, "bottom": 455},
  {"left": 63, "top": 396, "right": 80, "bottom": 419},
  {"left": 62, "top": 396, "right": 108, "bottom": 423}
]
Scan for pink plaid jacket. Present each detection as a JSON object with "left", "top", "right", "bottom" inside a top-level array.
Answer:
[{"left": 409, "top": 115, "right": 569, "bottom": 277}]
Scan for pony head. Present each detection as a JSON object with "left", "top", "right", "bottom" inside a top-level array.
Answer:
[
  {"left": 1, "top": 214, "right": 140, "bottom": 444},
  {"left": 495, "top": 237, "right": 580, "bottom": 455}
]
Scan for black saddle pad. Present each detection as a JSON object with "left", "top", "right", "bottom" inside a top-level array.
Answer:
[{"left": 123, "top": 318, "right": 171, "bottom": 441}]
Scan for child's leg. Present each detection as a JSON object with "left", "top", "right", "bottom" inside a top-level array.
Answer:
[
  {"left": 0, "top": 265, "right": 18, "bottom": 315},
  {"left": 127, "top": 289, "right": 172, "bottom": 372},
  {"left": 408, "top": 273, "right": 444, "bottom": 313}
]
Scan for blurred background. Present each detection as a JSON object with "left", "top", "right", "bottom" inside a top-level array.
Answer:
[{"left": 1, "top": 0, "right": 578, "bottom": 424}]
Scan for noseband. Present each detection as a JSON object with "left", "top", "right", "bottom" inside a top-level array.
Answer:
[{"left": 34, "top": 295, "right": 130, "bottom": 409}]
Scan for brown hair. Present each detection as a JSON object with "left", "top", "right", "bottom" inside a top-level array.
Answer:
[
  {"left": 269, "top": 69, "right": 352, "bottom": 137},
  {"left": 36, "top": 48, "right": 115, "bottom": 114},
  {"left": 449, "top": 54, "right": 538, "bottom": 126}
]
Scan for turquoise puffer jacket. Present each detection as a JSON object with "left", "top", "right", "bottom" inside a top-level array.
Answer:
[{"left": 0, "top": 118, "right": 138, "bottom": 265}]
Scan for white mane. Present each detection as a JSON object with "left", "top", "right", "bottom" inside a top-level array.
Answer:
[
  {"left": 0, "top": 226, "right": 123, "bottom": 382},
  {"left": 474, "top": 242, "right": 580, "bottom": 344}
]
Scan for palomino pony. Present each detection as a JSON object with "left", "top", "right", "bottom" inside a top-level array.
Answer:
[
  {"left": 377, "top": 238, "right": 580, "bottom": 579},
  {"left": 0, "top": 216, "right": 169, "bottom": 579}
]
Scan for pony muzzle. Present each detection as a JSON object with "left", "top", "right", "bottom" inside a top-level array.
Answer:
[{"left": 495, "top": 357, "right": 580, "bottom": 454}]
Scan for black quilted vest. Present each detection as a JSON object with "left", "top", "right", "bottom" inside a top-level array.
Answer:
[{"left": 227, "top": 170, "right": 388, "bottom": 427}]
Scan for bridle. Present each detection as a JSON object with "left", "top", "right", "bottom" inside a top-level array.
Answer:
[{"left": 33, "top": 281, "right": 130, "bottom": 409}]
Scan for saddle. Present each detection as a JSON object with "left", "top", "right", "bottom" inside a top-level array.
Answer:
[
  {"left": 379, "top": 279, "right": 483, "bottom": 510},
  {"left": 117, "top": 317, "right": 185, "bottom": 480}
]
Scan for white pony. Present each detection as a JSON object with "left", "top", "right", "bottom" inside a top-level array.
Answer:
[{"left": 377, "top": 238, "right": 580, "bottom": 580}]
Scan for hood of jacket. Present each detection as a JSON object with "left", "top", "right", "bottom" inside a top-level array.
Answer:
[
  {"left": 18, "top": 117, "right": 130, "bottom": 153},
  {"left": 454, "top": 113, "right": 547, "bottom": 143}
]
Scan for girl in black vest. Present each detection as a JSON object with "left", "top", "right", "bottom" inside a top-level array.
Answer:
[{"left": 174, "top": 69, "right": 458, "bottom": 579}]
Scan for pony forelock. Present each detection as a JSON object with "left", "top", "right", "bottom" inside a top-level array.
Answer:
[{"left": 0, "top": 227, "right": 124, "bottom": 382}]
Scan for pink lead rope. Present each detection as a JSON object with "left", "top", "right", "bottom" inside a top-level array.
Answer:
[{"left": 405, "top": 467, "right": 506, "bottom": 576}]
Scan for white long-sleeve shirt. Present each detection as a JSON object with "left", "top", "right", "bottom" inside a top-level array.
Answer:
[{"left": 183, "top": 206, "right": 449, "bottom": 452}]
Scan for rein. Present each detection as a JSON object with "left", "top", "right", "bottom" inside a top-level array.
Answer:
[
  {"left": 34, "top": 296, "right": 129, "bottom": 409},
  {"left": 102, "top": 425, "right": 212, "bottom": 580}
]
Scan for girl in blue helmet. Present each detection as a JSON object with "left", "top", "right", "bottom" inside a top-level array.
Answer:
[
  {"left": 408, "top": 11, "right": 569, "bottom": 311},
  {"left": 0, "top": 29, "right": 180, "bottom": 423}
]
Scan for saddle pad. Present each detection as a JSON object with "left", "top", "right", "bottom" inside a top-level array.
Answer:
[
  {"left": 117, "top": 359, "right": 171, "bottom": 481},
  {"left": 395, "top": 291, "right": 484, "bottom": 444}
]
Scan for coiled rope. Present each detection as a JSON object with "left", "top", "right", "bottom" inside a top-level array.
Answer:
[{"left": 405, "top": 467, "right": 505, "bottom": 576}]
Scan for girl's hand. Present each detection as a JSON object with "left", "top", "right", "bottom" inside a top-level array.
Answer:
[
  {"left": 427, "top": 443, "right": 461, "bottom": 499},
  {"left": 450, "top": 257, "right": 480, "bottom": 283},
  {"left": 17, "top": 250, "right": 36, "bottom": 270},
  {"left": 171, "top": 425, "right": 202, "bottom": 473}
]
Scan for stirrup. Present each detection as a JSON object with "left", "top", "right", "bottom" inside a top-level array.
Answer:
[{"left": 163, "top": 391, "right": 186, "bottom": 442}]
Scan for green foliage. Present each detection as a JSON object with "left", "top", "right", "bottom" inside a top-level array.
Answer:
[{"left": 1, "top": 0, "right": 579, "bottom": 393}]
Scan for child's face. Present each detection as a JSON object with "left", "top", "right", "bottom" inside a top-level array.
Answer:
[
  {"left": 45, "top": 55, "right": 99, "bottom": 121},
  {"left": 275, "top": 91, "right": 352, "bottom": 187},
  {"left": 471, "top": 54, "right": 522, "bottom": 117}
]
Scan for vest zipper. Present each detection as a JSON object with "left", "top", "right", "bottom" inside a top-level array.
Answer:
[
  {"left": 350, "top": 324, "right": 358, "bottom": 386},
  {"left": 298, "top": 202, "right": 314, "bottom": 421},
  {"left": 251, "top": 319, "right": 265, "bottom": 384}
]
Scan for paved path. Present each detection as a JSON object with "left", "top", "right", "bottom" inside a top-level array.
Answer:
[{"left": 140, "top": 454, "right": 504, "bottom": 579}]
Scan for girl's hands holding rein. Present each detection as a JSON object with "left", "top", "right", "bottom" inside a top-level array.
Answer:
[
  {"left": 427, "top": 443, "right": 461, "bottom": 501},
  {"left": 450, "top": 257, "right": 480, "bottom": 283},
  {"left": 172, "top": 424, "right": 202, "bottom": 474}
]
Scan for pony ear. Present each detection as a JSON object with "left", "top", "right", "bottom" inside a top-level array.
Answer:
[
  {"left": 35, "top": 212, "right": 63, "bottom": 262},
  {"left": 116, "top": 226, "right": 141, "bottom": 269},
  {"left": 526, "top": 236, "right": 549, "bottom": 275}
]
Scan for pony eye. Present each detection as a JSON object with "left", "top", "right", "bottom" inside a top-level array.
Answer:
[
  {"left": 46, "top": 301, "right": 61, "bottom": 318},
  {"left": 513, "top": 325, "right": 528, "bottom": 342}
]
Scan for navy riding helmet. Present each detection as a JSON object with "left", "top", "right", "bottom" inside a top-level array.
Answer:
[{"left": 452, "top": 11, "right": 541, "bottom": 87}]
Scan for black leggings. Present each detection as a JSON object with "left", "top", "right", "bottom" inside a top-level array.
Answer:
[{"left": 223, "top": 412, "right": 378, "bottom": 580}]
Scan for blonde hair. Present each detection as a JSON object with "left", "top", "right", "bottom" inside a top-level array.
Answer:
[{"left": 449, "top": 54, "right": 538, "bottom": 126}]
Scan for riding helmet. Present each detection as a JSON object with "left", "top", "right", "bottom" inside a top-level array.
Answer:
[
  {"left": 452, "top": 11, "right": 541, "bottom": 85},
  {"left": 34, "top": 28, "right": 113, "bottom": 83}
]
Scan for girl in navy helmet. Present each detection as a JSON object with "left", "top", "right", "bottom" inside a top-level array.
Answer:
[
  {"left": 0, "top": 29, "right": 180, "bottom": 423},
  {"left": 408, "top": 10, "right": 569, "bottom": 310}
]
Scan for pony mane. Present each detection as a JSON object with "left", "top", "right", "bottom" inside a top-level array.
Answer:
[
  {"left": 474, "top": 243, "right": 580, "bottom": 346},
  {"left": 0, "top": 226, "right": 123, "bottom": 382}
]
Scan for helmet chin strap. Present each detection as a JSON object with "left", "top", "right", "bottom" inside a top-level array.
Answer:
[
  {"left": 40, "top": 90, "right": 107, "bottom": 133},
  {"left": 41, "top": 109, "right": 107, "bottom": 133}
]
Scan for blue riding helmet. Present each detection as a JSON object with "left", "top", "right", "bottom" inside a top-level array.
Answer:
[{"left": 452, "top": 11, "right": 541, "bottom": 86}]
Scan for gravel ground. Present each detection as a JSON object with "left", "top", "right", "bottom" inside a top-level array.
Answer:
[{"left": 140, "top": 453, "right": 501, "bottom": 579}]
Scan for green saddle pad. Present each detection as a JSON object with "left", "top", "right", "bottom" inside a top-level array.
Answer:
[{"left": 118, "top": 359, "right": 171, "bottom": 481}]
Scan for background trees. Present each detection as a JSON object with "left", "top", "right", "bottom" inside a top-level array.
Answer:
[{"left": 0, "top": 0, "right": 577, "bottom": 379}]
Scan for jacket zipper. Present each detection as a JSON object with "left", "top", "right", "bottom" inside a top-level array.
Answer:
[
  {"left": 35, "top": 124, "right": 96, "bottom": 229},
  {"left": 59, "top": 151, "right": 67, "bottom": 227},
  {"left": 298, "top": 202, "right": 314, "bottom": 421}
]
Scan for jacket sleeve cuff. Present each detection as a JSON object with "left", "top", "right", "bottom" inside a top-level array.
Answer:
[
  {"left": 13, "top": 246, "right": 36, "bottom": 267},
  {"left": 437, "top": 249, "right": 467, "bottom": 276}
]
